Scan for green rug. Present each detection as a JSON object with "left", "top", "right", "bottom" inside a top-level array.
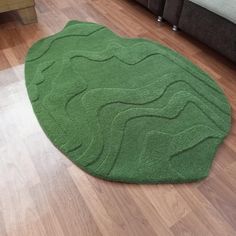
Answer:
[{"left": 25, "top": 21, "right": 231, "bottom": 183}]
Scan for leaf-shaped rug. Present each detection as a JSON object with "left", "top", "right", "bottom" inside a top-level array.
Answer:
[{"left": 25, "top": 21, "right": 231, "bottom": 183}]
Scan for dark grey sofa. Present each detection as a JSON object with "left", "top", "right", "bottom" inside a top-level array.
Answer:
[
  {"left": 163, "top": 0, "right": 184, "bottom": 31},
  {"left": 135, "top": 0, "right": 236, "bottom": 63},
  {"left": 178, "top": 1, "right": 236, "bottom": 63},
  {"left": 135, "top": 0, "right": 166, "bottom": 20}
]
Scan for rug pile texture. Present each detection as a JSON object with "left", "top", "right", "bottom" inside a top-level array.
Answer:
[{"left": 25, "top": 21, "right": 231, "bottom": 183}]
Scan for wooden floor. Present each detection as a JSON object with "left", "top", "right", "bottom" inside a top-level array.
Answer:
[{"left": 0, "top": 0, "right": 236, "bottom": 235}]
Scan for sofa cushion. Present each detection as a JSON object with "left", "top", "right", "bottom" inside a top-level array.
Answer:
[{"left": 190, "top": 0, "right": 236, "bottom": 24}]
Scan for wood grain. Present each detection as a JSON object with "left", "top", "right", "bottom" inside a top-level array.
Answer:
[{"left": 0, "top": 0, "right": 235, "bottom": 235}]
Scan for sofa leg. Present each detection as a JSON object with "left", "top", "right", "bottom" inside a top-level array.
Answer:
[
  {"left": 157, "top": 16, "right": 163, "bottom": 22},
  {"left": 17, "top": 6, "right": 37, "bottom": 25},
  {"left": 172, "top": 25, "right": 178, "bottom": 31}
]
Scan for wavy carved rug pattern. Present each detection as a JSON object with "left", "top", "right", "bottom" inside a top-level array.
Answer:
[{"left": 25, "top": 21, "right": 231, "bottom": 183}]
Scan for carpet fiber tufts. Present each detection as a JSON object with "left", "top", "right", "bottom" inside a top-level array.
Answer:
[{"left": 25, "top": 21, "right": 231, "bottom": 183}]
